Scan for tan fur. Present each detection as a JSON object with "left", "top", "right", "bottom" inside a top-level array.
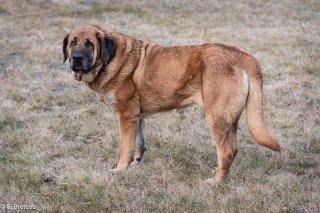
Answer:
[{"left": 64, "top": 25, "right": 281, "bottom": 181}]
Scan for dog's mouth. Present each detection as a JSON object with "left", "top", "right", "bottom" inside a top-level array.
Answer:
[
  {"left": 73, "top": 71, "right": 83, "bottom": 81},
  {"left": 72, "top": 70, "right": 96, "bottom": 83}
]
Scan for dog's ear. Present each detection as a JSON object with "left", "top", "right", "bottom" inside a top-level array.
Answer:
[
  {"left": 97, "top": 32, "right": 116, "bottom": 64},
  {"left": 62, "top": 33, "right": 69, "bottom": 63}
]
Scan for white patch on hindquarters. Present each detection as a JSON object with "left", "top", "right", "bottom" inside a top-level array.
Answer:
[{"left": 242, "top": 71, "right": 249, "bottom": 96}]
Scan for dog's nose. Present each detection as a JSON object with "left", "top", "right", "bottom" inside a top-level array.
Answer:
[
  {"left": 72, "top": 54, "right": 83, "bottom": 63},
  {"left": 71, "top": 52, "right": 84, "bottom": 72}
]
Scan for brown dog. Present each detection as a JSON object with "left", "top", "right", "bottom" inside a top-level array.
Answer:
[{"left": 62, "top": 25, "right": 281, "bottom": 182}]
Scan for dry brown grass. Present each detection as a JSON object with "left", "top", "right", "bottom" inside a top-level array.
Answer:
[{"left": 0, "top": 0, "right": 319, "bottom": 212}]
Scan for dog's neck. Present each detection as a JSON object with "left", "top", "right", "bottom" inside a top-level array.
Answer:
[{"left": 87, "top": 32, "right": 143, "bottom": 101}]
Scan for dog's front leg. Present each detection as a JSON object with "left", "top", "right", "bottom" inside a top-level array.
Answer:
[{"left": 111, "top": 114, "right": 138, "bottom": 172}]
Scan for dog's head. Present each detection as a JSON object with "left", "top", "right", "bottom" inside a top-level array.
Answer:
[{"left": 63, "top": 25, "right": 115, "bottom": 82}]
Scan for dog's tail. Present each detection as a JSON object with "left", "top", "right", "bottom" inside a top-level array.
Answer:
[{"left": 233, "top": 48, "right": 281, "bottom": 152}]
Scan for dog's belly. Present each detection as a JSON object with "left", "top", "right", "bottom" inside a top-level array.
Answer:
[{"left": 139, "top": 88, "right": 202, "bottom": 117}]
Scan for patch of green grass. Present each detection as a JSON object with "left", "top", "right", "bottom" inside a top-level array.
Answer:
[
  {"left": 290, "top": 38, "right": 317, "bottom": 48},
  {"left": 39, "top": 185, "right": 110, "bottom": 212},
  {"left": 82, "top": 108, "right": 97, "bottom": 116},
  {"left": 11, "top": 92, "right": 28, "bottom": 104},
  {"left": 59, "top": 5, "right": 146, "bottom": 19},
  {"left": 288, "top": 68, "right": 302, "bottom": 76},
  {"left": 0, "top": 137, "right": 43, "bottom": 201},
  {"left": 170, "top": 195, "right": 208, "bottom": 212},
  {"left": 123, "top": 6, "right": 146, "bottom": 15},
  {"left": 306, "top": 67, "right": 319, "bottom": 75},
  {"left": 0, "top": 7, "right": 6, "bottom": 15},
  {"left": 0, "top": 118, "right": 25, "bottom": 131},
  {"left": 139, "top": 138, "right": 214, "bottom": 184}
]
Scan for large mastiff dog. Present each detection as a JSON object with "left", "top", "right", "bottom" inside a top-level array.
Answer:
[{"left": 62, "top": 25, "right": 281, "bottom": 183}]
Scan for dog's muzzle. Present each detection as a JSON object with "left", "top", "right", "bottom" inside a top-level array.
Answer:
[{"left": 71, "top": 50, "right": 91, "bottom": 73}]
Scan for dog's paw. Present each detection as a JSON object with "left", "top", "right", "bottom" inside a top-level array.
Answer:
[
  {"left": 211, "top": 167, "right": 217, "bottom": 176},
  {"left": 129, "top": 160, "right": 140, "bottom": 167},
  {"left": 205, "top": 167, "right": 223, "bottom": 185},
  {"left": 205, "top": 178, "right": 215, "bottom": 185},
  {"left": 129, "top": 157, "right": 144, "bottom": 167},
  {"left": 109, "top": 168, "right": 121, "bottom": 173},
  {"left": 204, "top": 177, "right": 222, "bottom": 185},
  {"left": 109, "top": 166, "right": 127, "bottom": 173}
]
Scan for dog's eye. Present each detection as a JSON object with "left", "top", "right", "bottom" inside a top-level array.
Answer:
[
  {"left": 71, "top": 40, "right": 77, "bottom": 47},
  {"left": 85, "top": 40, "right": 93, "bottom": 48},
  {"left": 70, "top": 37, "right": 79, "bottom": 47}
]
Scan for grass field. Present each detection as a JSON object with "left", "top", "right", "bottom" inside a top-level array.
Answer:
[{"left": 0, "top": 0, "right": 319, "bottom": 212}]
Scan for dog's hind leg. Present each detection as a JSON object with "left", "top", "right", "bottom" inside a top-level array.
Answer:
[
  {"left": 130, "top": 119, "right": 147, "bottom": 166},
  {"left": 205, "top": 113, "right": 238, "bottom": 183},
  {"left": 202, "top": 66, "right": 248, "bottom": 183}
]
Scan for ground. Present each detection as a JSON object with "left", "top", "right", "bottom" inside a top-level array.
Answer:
[{"left": 0, "top": 0, "right": 319, "bottom": 212}]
